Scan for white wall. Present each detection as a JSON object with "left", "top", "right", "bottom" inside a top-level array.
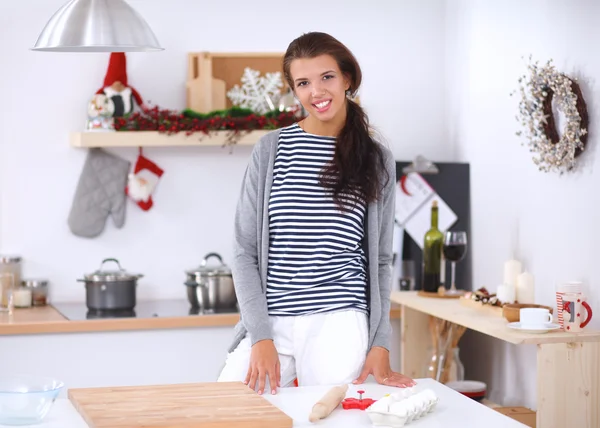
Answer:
[
  {"left": 445, "top": 0, "right": 600, "bottom": 410},
  {"left": 0, "top": 0, "right": 447, "bottom": 302}
]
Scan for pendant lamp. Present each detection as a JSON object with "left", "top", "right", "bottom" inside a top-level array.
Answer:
[{"left": 31, "top": 0, "right": 163, "bottom": 52}]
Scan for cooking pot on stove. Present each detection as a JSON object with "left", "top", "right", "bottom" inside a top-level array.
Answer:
[
  {"left": 184, "top": 252, "right": 237, "bottom": 312},
  {"left": 77, "top": 258, "right": 143, "bottom": 311}
]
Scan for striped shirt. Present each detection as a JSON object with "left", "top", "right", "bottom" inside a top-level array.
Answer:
[{"left": 266, "top": 123, "right": 368, "bottom": 316}]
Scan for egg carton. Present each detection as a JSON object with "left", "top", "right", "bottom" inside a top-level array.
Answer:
[{"left": 365, "top": 387, "right": 439, "bottom": 427}]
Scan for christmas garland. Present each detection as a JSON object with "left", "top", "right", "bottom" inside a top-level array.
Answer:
[
  {"left": 512, "top": 57, "right": 589, "bottom": 174},
  {"left": 113, "top": 105, "right": 303, "bottom": 146}
]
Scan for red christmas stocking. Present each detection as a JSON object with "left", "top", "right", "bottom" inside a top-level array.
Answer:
[{"left": 125, "top": 149, "right": 164, "bottom": 211}]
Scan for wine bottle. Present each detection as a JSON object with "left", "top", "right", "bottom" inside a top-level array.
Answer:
[{"left": 422, "top": 200, "right": 443, "bottom": 292}]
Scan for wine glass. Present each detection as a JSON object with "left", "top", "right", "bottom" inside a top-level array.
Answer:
[{"left": 443, "top": 231, "right": 468, "bottom": 295}]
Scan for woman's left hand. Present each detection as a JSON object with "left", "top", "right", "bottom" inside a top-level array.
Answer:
[{"left": 353, "top": 346, "right": 416, "bottom": 388}]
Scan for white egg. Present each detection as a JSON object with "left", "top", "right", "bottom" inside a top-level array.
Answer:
[
  {"left": 401, "top": 387, "right": 416, "bottom": 398},
  {"left": 422, "top": 389, "right": 437, "bottom": 402},
  {"left": 409, "top": 394, "right": 427, "bottom": 415},
  {"left": 390, "top": 392, "right": 404, "bottom": 401},
  {"left": 369, "top": 395, "right": 393, "bottom": 412},
  {"left": 389, "top": 401, "right": 409, "bottom": 418},
  {"left": 402, "top": 397, "right": 418, "bottom": 414}
]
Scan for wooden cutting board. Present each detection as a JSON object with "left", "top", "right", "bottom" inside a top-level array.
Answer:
[{"left": 68, "top": 381, "right": 293, "bottom": 428}]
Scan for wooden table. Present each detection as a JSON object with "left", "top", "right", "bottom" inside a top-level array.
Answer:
[
  {"left": 391, "top": 291, "right": 600, "bottom": 428},
  {"left": 12, "top": 379, "right": 527, "bottom": 427}
]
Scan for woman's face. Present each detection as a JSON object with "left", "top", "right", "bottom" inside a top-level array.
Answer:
[{"left": 289, "top": 54, "right": 350, "bottom": 123}]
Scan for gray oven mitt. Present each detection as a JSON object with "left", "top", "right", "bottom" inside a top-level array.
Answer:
[{"left": 68, "top": 148, "right": 131, "bottom": 238}]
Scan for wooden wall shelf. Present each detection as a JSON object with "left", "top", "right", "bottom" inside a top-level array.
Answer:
[
  {"left": 186, "top": 51, "right": 285, "bottom": 113},
  {"left": 69, "top": 130, "right": 270, "bottom": 148}
]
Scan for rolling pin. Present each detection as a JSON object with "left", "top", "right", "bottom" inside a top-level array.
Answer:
[{"left": 308, "top": 384, "right": 349, "bottom": 423}]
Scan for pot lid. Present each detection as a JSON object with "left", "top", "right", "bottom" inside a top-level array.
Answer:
[
  {"left": 186, "top": 252, "right": 231, "bottom": 276},
  {"left": 84, "top": 258, "right": 142, "bottom": 282}
]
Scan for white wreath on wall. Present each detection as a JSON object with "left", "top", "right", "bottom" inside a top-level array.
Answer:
[{"left": 512, "top": 57, "right": 589, "bottom": 174}]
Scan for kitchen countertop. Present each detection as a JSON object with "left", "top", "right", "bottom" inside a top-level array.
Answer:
[
  {"left": 10, "top": 378, "right": 526, "bottom": 428},
  {"left": 0, "top": 300, "right": 240, "bottom": 335},
  {"left": 0, "top": 301, "right": 400, "bottom": 336}
]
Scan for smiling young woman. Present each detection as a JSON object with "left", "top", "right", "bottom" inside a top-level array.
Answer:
[{"left": 217, "top": 31, "right": 415, "bottom": 396}]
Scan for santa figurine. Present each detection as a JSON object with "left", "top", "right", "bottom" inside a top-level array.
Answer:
[{"left": 96, "top": 52, "right": 147, "bottom": 117}]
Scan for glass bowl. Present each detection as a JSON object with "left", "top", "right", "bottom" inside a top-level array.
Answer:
[{"left": 0, "top": 374, "right": 64, "bottom": 426}]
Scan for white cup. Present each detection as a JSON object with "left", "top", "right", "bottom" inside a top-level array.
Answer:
[{"left": 520, "top": 308, "right": 552, "bottom": 328}]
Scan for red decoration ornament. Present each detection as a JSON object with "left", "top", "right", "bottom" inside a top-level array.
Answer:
[{"left": 113, "top": 105, "right": 302, "bottom": 146}]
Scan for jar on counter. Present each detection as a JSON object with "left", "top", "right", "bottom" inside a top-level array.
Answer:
[
  {"left": 0, "top": 256, "right": 22, "bottom": 283},
  {"left": 13, "top": 286, "right": 32, "bottom": 308},
  {"left": 22, "top": 280, "right": 49, "bottom": 307},
  {"left": 0, "top": 256, "right": 21, "bottom": 309}
]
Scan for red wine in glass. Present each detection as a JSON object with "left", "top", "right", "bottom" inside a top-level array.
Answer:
[
  {"left": 443, "top": 231, "right": 467, "bottom": 294},
  {"left": 443, "top": 244, "right": 467, "bottom": 262}
]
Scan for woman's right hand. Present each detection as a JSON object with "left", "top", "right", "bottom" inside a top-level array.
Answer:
[{"left": 244, "top": 339, "right": 280, "bottom": 395}]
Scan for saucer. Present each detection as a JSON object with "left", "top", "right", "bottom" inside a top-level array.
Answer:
[{"left": 507, "top": 322, "right": 561, "bottom": 334}]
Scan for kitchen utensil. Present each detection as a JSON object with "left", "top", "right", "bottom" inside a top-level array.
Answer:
[
  {"left": 68, "top": 381, "right": 293, "bottom": 427},
  {"left": 341, "top": 389, "right": 376, "bottom": 410},
  {"left": 185, "top": 252, "right": 237, "bottom": 312},
  {"left": 442, "top": 325, "right": 467, "bottom": 383},
  {"left": 0, "top": 374, "right": 64, "bottom": 426},
  {"left": 502, "top": 303, "right": 553, "bottom": 323},
  {"left": 563, "top": 292, "right": 593, "bottom": 332},
  {"left": 425, "top": 318, "right": 459, "bottom": 383},
  {"left": 78, "top": 258, "right": 143, "bottom": 311},
  {"left": 309, "top": 384, "right": 348, "bottom": 422}
]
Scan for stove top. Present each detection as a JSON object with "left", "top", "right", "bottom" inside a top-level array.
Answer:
[{"left": 52, "top": 300, "right": 238, "bottom": 321}]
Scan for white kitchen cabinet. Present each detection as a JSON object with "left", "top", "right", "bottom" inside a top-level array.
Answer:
[{"left": 0, "top": 320, "right": 402, "bottom": 398}]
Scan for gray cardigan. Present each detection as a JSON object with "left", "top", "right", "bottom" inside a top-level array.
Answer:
[{"left": 228, "top": 128, "right": 396, "bottom": 353}]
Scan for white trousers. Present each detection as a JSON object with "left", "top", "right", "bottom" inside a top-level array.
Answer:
[{"left": 217, "top": 309, "right": 368, "bottom": 389}]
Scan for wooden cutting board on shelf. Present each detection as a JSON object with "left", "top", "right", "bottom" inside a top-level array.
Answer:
[{"left": 68, "top": 381, "right": 293, "bottom": 428}]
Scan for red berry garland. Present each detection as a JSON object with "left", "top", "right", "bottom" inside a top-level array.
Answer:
[{"left": 113, "top": 105, "right": 302, "bottom": 145}]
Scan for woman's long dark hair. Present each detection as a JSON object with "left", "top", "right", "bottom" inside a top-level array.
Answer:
[{"left": 283, "top": 32, "right": 389, "bottom": 210}]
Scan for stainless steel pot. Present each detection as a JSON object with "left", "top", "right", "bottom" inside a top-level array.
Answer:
[
  {"left": 78, "top": 258, "right": 143, "bottom": 311},
  {"left": 184, "top": 252, "right": 237, "bottom": 312}
]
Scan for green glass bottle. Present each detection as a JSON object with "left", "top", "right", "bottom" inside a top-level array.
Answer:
[{"left": 422, "top": 200, "right": 443, "bottom": 292}]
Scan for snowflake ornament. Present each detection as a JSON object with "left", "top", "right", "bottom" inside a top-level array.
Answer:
[{"left": 227, "top": 67, "right": 283, "bottom": 114}]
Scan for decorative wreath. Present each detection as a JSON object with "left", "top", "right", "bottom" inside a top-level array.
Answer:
[{"left": 513, "top": 57, "right": 589, "bottom": 174}]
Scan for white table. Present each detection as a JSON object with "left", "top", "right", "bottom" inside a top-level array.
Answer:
[{"left": 2, "top": 378, "right": 526, "bottom": 427}]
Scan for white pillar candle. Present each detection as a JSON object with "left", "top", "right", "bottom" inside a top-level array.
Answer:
[
  {"left": 497, "top": 284, "right": 516, "bottom": 304},
  {"left": 13, "top": 288, "right": 32, "bottom": 308},
  {"left": 503, "top": 259, "right": 522, "bottom": 287},
  {"left": 516, "top": 271, "right": 535, "bottom": 303}
]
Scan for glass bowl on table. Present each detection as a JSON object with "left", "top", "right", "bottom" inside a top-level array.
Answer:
[{"left": 0, "top": 374, "right": 64, "bottom": 426}]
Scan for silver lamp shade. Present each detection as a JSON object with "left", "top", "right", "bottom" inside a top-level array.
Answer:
[{"left": 32, "top": 0, "right": 163, "bottom": 52}]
